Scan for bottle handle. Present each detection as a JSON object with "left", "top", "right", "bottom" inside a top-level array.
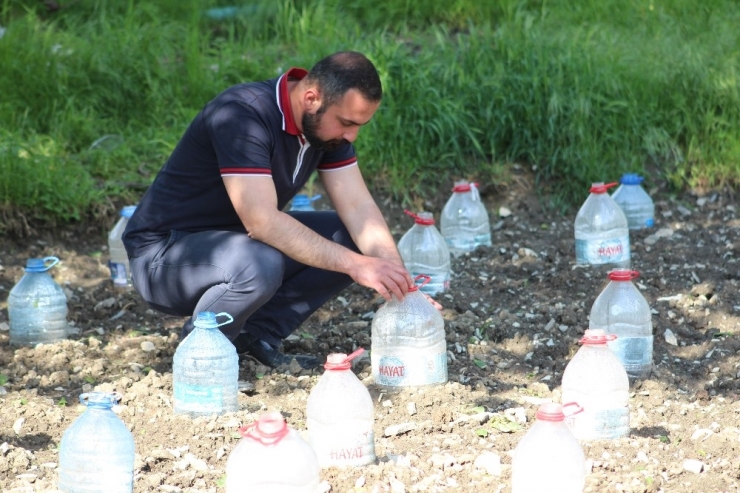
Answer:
[
  {"left": 410, "top": 274, "right": 431, "bottom": 292},
  {"left": 42, "top": 256, "right": 60, "bottom": 271},
  {"left": 213, "top": 312, "right": 234, "bottom": 328},
  {"left": 562, "top": 401, "right": 584, "bottom": 417}
]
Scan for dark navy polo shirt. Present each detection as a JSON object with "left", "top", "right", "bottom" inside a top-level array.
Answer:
[{"left": 123, "top": 68, "right": 357, "bottom": 257}]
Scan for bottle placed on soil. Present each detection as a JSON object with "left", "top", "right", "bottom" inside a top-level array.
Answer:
[
  {"left": 611, "top": 173, "right": 655, "bottom": 230},
  {"left": 225, "top": 411, "right": 320, "bottom": 492},
  {"left": 290, "top": 193, "right": 321, "bottom": 211},
  {"left": 108, "top": 205, "right": 137, "bottom": 288},
  {"left": 589, "top": 269, "right": 653, "bottom": 381},
  {"left": 440, "top": 180, "right": 491, "bottom": 256},
  {"left": 397, "top": 210, "right": 451, "bottom": 296},
  {"left": 561, "top": 329, "right": 630, "bottom": 441},
  {"left": 306, "top": 349, "right": 376, "bottom": 468},
  {"left": 371, "top": 275, "right": 448, "bottom": 389},
  {"left": 574, "top": 182, "right": 630, "bottom": 269},
  {"left": 511, "top": 402, "right": 586, "bottom": 493},
  {"left": 173, "top": 311, "right": 239, "bottom": 416},
  {"left": 8, "top": 256, "right": 69, "bottom": 347},
  {"left": 58, "top": 392, "right": 135, "bottom": 493}
]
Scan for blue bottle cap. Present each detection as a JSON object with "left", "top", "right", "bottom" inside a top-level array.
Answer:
[
  {"left": 25, "top": 256, "right": 60, "bottom": 272},
  {"left": 292, "top": 194, "right": 310, "bottom": 207},
  {"left": 80, "top": 392, "right": 120, "bottom": 409},
  {"left": 193, "top": 311, "right": 234, "bottom": 330},
  {"left": 121, "top": 205, "right": 137, "bottom": 218},
  {"left": 620, "top": 173, "right": 644, "bottom": 185}
]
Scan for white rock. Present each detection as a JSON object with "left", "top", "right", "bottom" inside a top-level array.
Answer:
[
  {"left": 316, "top": 480, "right": 332, "bottom": 493},
  {"left": 474, "top": 451, "right": 502, "bottom": 476},
  {"left": 0, "top": 322, "right": 9, "bottom": 332},
  {"left": 558, "top": 325, "right": 569, "bottom": 333},
  {"left": 518, "top": 247, "right": 538, "bottom": 258},
  {"left": 498, "top": 206, "right": 512, "bottom": 218},
  {"left": 384, "top": 422, "right": 417, "bottom": 437},
  {"left": 354, "top": 476, "right": 366, "bottom": 488},
  {"left": 184, "top": 453, "right": 208, "bottom": 471},
  {"left": 140, "top": 341, "right": 156, "bottom": 352},
  {"left": 504, "top": 407, "right": 527, "bottom": 424},
  {"left": 13, "top": 418, "right": 24, "bottom": 434},
  {"left": 544, "top": 318, "right": 556, "bottom": 332},
  {"left": 683, "top": 459, "right": 704, "bottom": 474},
  {"left": 664, "top": 329, "right": 678, "bottom": 346},
  {"left": 407, "top": 402, "right": 417, "bottom": 416}
]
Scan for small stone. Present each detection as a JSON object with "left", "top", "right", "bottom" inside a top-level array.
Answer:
[
  {"left": 238, "top": 381, "right": 255, "bottom": 392},
  {"left": 384, "top": 422, "right": 417, "bottom": 437},
  {"left": 13, "top": 418, "right": 24, "bottom": 434},
  {"left": 683, "top": 459, "right": 704, "bottom": 474},
  {"left": 407, "top": 402, "right": 417, "bottom": 416},
  {"left": 0, "top": 322, "right": 9, "bottom": 332},
  {"left": 544, "top": 319, "right": 556, "bottom": 332},
  {"left": 499, "top": 206, "right": 512, "bottom": 218},
  {"left": 316, "top": 480, "right": 332, "bottom": 493},
  {"left": 474, "top": 451, "right": 502, "bottom": 476},
  {"left": 140, "top": 341, "right": 156, "bottom": 352},
  {"left": 355, "top": 476, "right": 366, "bottom": 488},
  {"left": 664, "top": 329, "right": 678, "bottom": 346}
]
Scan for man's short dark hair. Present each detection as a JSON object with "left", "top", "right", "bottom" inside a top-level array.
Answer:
[{"left": 305, "top": 51, "right": 382, "bottom": 111}]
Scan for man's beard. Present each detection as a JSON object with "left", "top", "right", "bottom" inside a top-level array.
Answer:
[{"left": 302, "top": 109, "right": 348, "bottom": 152}]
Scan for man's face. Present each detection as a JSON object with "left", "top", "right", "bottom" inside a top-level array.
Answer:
[{"left": 301, "top": 89, "right": 380, "bottom": 152}]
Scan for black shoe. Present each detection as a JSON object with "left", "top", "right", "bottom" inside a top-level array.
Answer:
[{"left": 234, "top": 334, "right": 319, "bottom": 370}]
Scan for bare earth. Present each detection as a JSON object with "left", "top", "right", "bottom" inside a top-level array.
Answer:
[{"left": 1, "top": 170, "right": 739, "bottom": 493}]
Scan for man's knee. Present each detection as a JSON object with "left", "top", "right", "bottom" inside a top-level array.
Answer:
[{"left": 231, "top": 245, "right": 284, "bottom": 302}]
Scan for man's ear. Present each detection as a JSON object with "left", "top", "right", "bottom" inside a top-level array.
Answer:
[{"left": 303, "top": 87, "right": 322, "bottom": 113}]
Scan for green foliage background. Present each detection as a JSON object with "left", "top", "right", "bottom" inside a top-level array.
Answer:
[{"left": 0, "top": 0, "right": 738, "bottom": 231}]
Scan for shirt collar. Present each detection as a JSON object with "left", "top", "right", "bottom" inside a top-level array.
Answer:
[{"left": 277, "top": 67, "right": 308, "bottom": 136}]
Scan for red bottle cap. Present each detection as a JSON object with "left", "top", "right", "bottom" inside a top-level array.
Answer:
[
  {"left": 536, "top": 402, "right": 565, "bottom": 422},
  {"left": 239, "top": 411, "right": 289, "bottom": 445},
  {"left": 404, "top": 210, "right": 435, "bottom": 225},
  {"left": 451, "top": 181, "right": 480, "bottom": 193},
  {"left": 608, "top": 269, "right": 639, "bottom": 281},
  {"left": 579, "top": 329, "right": 617, "bottom": 345},
  {"left": 324, "top": 348, "right": 365, "bottom": 371},
  {"left": 589, "top": 182, "right": 618, "bottom": 194}
]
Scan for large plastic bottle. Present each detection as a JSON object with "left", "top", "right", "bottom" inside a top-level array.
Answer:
[
  {"left": 8, "top": 256, "right": 68, "bottom": 347},
  {"left": 589, "top": 269, "right": 653, "bottom": 381},
  {"left": 561, "top": 329, "right": 630, "bottom": 441},
  {"left": 574, "top": 182, "right": 630, "bottom": 269},
  {"left": 511, "top": 402, "right": 586, "bottom": 493},
  {"left": 108, "top": 205, "right": 137, "bottom": 288},
  {"left": 173, "top": 311, "right": 239, "bottom": 416},
  {"left": 371, "top": 275, "right": 448, "bottom": 389},
  {"left": 397, "top": 210, "right": 451, "bottom": 296},
  {"left": 307, "top": 349, "right": 376, "bottom": 468},
  {"left": 290, "top": 194, "right": 321, "bottom": 211},
  {"left": 611, "top": 173, "right": 655, "bottom": 230},
  {"left": 225, "top": 411, "right": 320, "bottom": 493},
  {"left": 58, "top": 392, "right": 135, "bottom": 493},
  {"left": 440, "top": 180, "right": 491, "bottom": 256}
]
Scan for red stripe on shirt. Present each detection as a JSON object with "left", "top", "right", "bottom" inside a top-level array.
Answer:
[
  {"left": 318, "top": 158, "right": 357, "bottom": 171},
  {"left": 220, "top": 167, "right": 272, "bottom": 175}
]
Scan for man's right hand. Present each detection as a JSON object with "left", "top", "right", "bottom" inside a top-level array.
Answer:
[{"left": 348, "top": 255, "right": 413, "bottom": 302}]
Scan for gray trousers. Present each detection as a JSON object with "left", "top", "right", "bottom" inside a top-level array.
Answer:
[{"left": 129, "top": 211, "right": 357, "bottom": 346}]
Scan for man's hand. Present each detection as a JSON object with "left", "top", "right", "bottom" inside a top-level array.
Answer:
[{"left": 348, "top": 256, "right": 413, "bottom": 301}]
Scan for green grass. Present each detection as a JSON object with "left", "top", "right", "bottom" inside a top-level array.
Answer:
[{"left": 0, "top": 0, "right": 738, "bottom": 231}]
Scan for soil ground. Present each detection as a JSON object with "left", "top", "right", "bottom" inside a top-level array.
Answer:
[{"left": 1, "top": 169, "right": 739, "bottom": 493}]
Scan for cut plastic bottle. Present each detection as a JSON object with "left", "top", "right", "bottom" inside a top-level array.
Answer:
[
  {"left": 108, "top": 205, "right": 137, "bottom": 288},
  {"left": 397, "top": 210, "right": 451, "bottom": 296},
  {"left": 307, "top": 349, "right": 376, "bottom": 468},
  {"left": 574, "top": 182, "right": 630, "bottom": 269},
  {"left": 440, "top": 180, "right": 491, "bottom": 256},
  {"left": 612, "top": 173, "right": 655, "bottom": 230}
]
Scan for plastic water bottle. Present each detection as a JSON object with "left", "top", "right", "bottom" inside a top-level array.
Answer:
[
  {"left": 8, "top": 257, "right": 68, "bottom": 347},
  {"left": 397, "top": 210, "right": 451, "bottom": 296},
  {"left": 561, "top": 329, "right": 630, "bottom": 441},
  {"left": 611, "top": 173, "right": 655, "bottom": 230},
  {"left": 225, "top": 411, "right": 320, "bottom": 492},
  {"left": 290, "top": 193, "right": 321, "bottom": 211},
  {"left": 371, "top": 275, "right": 447, "bottom": 389},
  {"left": 307, "top": 349, "right": 376, "bottom": 468},
  {"left": 108, "top": 205, "right": 137, "bottom": 288},
  {"left": 574, "top": 182, "right": 630, "bottom": 269},
  {"left": 440, "top": 180, "right": 491, "bottom": 256},
  {"left": 58, "top": 392, "right": 135, "bottom": 493},
  {"left": 511, "top": 402, "right": 586, "bottom": 493},
  {"left": 589, "top": 269, "right": 653, "bottom": 380},
  {"left": 173, "top": 311, "right": 239, "bottom": 416}
]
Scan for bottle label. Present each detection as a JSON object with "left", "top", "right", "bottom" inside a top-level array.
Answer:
[
  {"left": 108, "top": 260, "right": 129, "bottom": 285},
  {"left": 575, "top": 235, "right": 630, "bottom": 264},
  {"left": 174, "top": 383, "right": 223, "bottom": 413},
  {"left": 312, "top": 429, "right": 375, "bottom": 467},
  {"left": 374, "top": 351, "right": 447, "bottom": 387},
  {"left": 567, "top": 405, "right": 629, "bottom": 440},
  {"left": 608, "top": 335, "right": 653, "bottom": 372},
  {"left": 445, "top": 236, "right": 476, "bottom": 252}
]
